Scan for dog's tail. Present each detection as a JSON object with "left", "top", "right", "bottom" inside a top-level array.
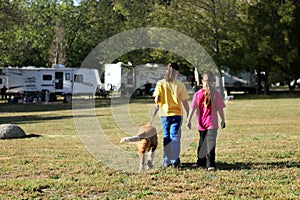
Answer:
[
  {"left": 120, "top": 136, "right": 141, "bottom": 143},
  {"left": 120, "top": 124, "right": 157, "bottom": 143}
]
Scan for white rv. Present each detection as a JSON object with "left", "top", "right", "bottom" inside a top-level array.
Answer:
[
  {"left": 103, "top": 63, "right": 188, "bottom": 96},
  {"left": 104, "top": 62, "right": 124, "bottom": 91},
  {"left": 0, "top": 64, "right": 101, "bottom": 102},
  {"left": 221, "top": 68, "right": 257, "bottom": 94}
]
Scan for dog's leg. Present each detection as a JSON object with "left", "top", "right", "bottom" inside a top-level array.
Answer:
[
  {"left": 147, "top": 151, "right": 155, "bottom": 169},
  {"left": 139, "top": 153, "right": 146, "bottom": 172}
]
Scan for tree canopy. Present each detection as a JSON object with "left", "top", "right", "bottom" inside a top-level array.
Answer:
[{"left": 0, "top": 0, "right": 299, "bottom": 92}]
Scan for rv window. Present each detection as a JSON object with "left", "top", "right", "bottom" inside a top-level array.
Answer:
[
  {"left": 74, "top": 74, "right": 83, "bottom": 83},
  {"left": 65, "top": 73, "right": 70, "bottom": 80},
  {"left": 0, "top": 69, "right": 2, "bottom": 75},
  {"left": 43, "top": 75, "right": 52, "bottom": 81},
  {"left": 0, "top": 78, "right": 2, "bottom": 84}
]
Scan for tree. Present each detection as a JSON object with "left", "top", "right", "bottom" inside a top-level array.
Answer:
[
  {"left": 274, "top": 0, "right": 300, "bottom": 91},
  {"left": 0, "top": 0, "right": 26, "bottom": 66},
  {"left": 0, "top": 0, "right": 299, "bottom": 89},
  {"left": 0, "top": 0, "right": 59, "bottom": 66},
  {"left": 73, "top": 0, "right": 127, "bottom": 67},
  {"left": 242, "top": 0, "right": 299, "bottom": 94}
]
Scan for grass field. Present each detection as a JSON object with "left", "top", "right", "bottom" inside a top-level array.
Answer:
[{"left": 0, "top": 93, "right": 299, "bottom": 199}]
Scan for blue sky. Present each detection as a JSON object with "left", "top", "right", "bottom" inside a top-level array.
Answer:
[{"left": 73, "top": 0, "right": 80, "bottom": 6}]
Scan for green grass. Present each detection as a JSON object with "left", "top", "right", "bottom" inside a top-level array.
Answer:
[{"left": 0, "top": 94, "right": 299, "bottom": 199}]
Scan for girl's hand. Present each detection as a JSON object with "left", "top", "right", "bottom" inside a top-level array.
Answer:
[
  {"left": 186, "top": 121, "right": 191, "bottom": 130},
  {"left": 221, "top": 120, "right": 226, "bottom": 129}
]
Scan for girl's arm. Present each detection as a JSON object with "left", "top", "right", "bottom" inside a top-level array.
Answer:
[
  {"left": 186, "top": 106, "right": 196, "bottom": 130},
  {"left": 219, "top": 109, "right": 226, "bottom": 128},
  {"left": 182, "top": 99, "right": 189, "bottom": 117},
  {"left": 186, "top": 92, "right": 198, "bottom": 130},
  {"left": 154, "top": 94, "right": 160, "bottom": 104}
]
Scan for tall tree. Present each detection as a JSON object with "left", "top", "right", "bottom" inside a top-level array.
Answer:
[
  {"left": 1, "top": 0, "right": 59, "bottom": 67},
  {"left": 73, "top": 0, "right": 126, "bottom": 67},
  {"left": 274, "top": 0, "right": 300, "bottom": 91},
  {"left": 0, "top": 0, "right": 27, "bottom": 66},
  {"left": 242, "top": 0, "right": 299, "bottom": 94}
]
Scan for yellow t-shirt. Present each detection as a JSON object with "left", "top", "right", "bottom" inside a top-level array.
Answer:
[{"left": 153, "top": 78, "right": 189, "bottom": 116}]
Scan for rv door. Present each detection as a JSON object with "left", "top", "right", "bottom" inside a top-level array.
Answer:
[
  {"left": 55, "top": 72, "right": 63, "bottom": 89},
  {"left": 54, "top": 71, "right": 73, "bottom": 94}
]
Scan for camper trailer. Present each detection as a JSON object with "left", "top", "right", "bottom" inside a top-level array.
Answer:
[
  {"left": 0, "top": 64, "right": 101, "bottom": 102},
  {"left": 104, "top": 62, "right": 124, "bottom": 92},
  {"left": 104, "top": 63, "right": 166, "bottom": 92},
  {"left": 103, "top": 63, "right": 188, "bottom": 96},
  {"left": 221, "top": 67, "right": 257, "bottom": 95}
]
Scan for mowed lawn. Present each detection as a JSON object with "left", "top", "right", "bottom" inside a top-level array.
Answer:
[{"left": 0, "top": 94, "right": 299, "bottom": 199}]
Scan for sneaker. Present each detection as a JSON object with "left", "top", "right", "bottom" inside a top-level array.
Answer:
[
  {"left": 196, "top": 163, "right": 206, "bottom": 168},
  {"left": 197, "top": 159, "right": 206, "bottom": 168},
  {"left": 171, "top": 162, "right": 180, "bottom": 168},
  {"left": 207, "top": 167, "right": 216, "bottom": 171}
]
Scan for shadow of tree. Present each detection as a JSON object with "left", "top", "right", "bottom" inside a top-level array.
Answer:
[
  {"left": 0, "top": 114, "right": 106, "bottom": 125},
  {"left": 0, "top": 98, "right": 112, "bottom": 113}
]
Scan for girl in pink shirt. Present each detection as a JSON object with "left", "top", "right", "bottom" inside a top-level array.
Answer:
[{"left": 186, "top": 71, "right": 226, "bottom": 171}]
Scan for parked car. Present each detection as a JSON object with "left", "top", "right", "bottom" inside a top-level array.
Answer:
[{"left": 133, "top": 83, "right": 156, "bottom": 97}]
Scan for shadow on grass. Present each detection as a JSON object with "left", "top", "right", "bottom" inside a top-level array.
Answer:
[
  {"left": 232, "top": 90, "right": 300, "bottom": 100},
  {"left": 0, "top": 98, "right": 112, "bottom": 113},
  {"left": 1, "top": 133, "right": 42, "bottom": 140},
  {"left": 0, "top": 114, "right": 99, "bottom": 125},
  {"left": 180, "top": 161, "right": 299, "bottom": 170},
  {"left": 24, "top": 133, "right": 42, "bottom": 138}
]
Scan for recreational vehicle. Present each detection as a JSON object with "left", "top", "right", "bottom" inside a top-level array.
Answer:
[
  {"left": 0, "top": 64, "right": 101, "bottom": 102},
  {"left": 221, "top": 67, "right": 257, "bottom": 95},
  {"left": 103, "top": 63, "right": 188, "bottom": 96}
]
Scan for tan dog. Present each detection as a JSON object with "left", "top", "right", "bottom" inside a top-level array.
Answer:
[{"left": 120, "top": 124, "right": 158, "bottom": 172}]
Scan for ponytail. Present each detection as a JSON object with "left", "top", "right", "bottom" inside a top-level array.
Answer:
[{"left": 202, "top": 71, "right": 215, "bottom": 107}]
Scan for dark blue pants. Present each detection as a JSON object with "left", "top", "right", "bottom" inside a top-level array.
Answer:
[{"left": 197, "top": 129, "right": 218, "bottom": 168}]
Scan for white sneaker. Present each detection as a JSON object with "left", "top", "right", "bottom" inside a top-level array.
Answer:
[{"left": 207, "top": 167, "right": 216, "bottom": 171}]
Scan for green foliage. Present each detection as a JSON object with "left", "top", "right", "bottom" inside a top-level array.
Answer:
[
  {"left": 236, "top": 0, "right": 300, "bottom": 93},
  {"left": 0, "top": 0, "right": 299, "bottom": 89}
]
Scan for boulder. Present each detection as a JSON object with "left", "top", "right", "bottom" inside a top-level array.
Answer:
[{"left": 0, "top": 124, "right": 26, "bottom": 139}]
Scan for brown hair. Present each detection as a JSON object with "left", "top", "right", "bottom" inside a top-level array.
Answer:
[
  {"left": 164, "top": 63, "right": 179, "bottom": 82},
  {"left": 202, "top": 71, "right": 215, "bottom": 107}
]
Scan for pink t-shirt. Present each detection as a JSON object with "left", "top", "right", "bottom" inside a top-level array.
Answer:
[{"left": 190, "top": 88, "right": 226, "bottom": 131}]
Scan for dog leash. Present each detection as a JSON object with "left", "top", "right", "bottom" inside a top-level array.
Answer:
[{"left": 149, "top": 105, "right": 159, "bottom": 125}]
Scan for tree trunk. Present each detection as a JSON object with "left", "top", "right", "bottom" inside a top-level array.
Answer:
[
  {"left": 288, "top": 78, "right": 296, "bottom": 92},
  {"left": 256, "top": 69, "right": 262, "bottom": 94},
  {"left": 263, "top": 71, "right": 270, "bottom": 95}
]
